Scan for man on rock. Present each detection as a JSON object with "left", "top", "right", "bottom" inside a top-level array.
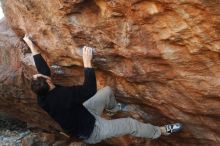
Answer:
[{"left": 23, "top": 34, "right": 182, "bottom": 144}]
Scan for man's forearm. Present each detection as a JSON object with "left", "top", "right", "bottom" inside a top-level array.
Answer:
[
  {"left": 23, "top": 34, "right": 51, "bottom": 76},
  {"left": 29, "top": 43, "right": 40, "bottom": 55},
  {"left": 33, "top": 54, "right": 51, "bottom": 76},
  {"left": 23, "top": 35, "right": 40, "bottom": 55}
]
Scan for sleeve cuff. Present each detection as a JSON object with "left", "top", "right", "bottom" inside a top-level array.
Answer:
[
  {"left": 84, "top": 67, "right": 93, "bottom": 70},
  {"left": 33, "top": 53, "right": 41, "bottom": 58}
]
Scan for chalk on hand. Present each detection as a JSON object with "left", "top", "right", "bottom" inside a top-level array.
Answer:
[{"left": 75, "top": 46, "right": 96, "bottom": 56}]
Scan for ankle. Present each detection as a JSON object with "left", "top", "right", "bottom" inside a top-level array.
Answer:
[{"left": 160, "top": 126, "right": 166, "bottom": 135}]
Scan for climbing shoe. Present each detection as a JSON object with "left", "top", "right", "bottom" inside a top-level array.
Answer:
[
  {"left": 116, "top": 102, "right": 128, "bottom": 112},
  {"left": 163, "top": 123, "right": 183, "bottom": 135}
]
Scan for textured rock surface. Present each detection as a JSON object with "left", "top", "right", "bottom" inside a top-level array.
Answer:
[{"left": 0, "top": 0, "right": 220, "bottom": 145}]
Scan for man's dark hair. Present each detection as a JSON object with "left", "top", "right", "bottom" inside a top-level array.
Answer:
[{"left": 31, "top": 76, "right": 50, "bottom": 95}]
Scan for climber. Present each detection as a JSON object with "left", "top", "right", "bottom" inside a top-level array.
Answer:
[{"left": 23, "top": 34, "right": 183, "bottom": 144}]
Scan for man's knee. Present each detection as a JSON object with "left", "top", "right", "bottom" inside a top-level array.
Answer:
[{"left": 102, "top": 86, "right": 113, "bottom": 95}]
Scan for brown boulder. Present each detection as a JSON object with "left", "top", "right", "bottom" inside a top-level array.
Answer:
[{"left": 0, "top": 0, "right": 220, "bottom": 145}]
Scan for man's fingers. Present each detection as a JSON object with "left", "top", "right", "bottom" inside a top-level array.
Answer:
[
  {"left": 23, "top": 34, "right": 27, "bottom": 40},
  {"left": 90, "top": 47, "right": 93, "bottom": 55},
  {"left": 83, "top": 46, "right": 86, "bottom": 54},
  {"left": 24, "top": 34, "right": 29, "bottom": 39},
  {"left": 33, "top": 74, "right": 51, "bottom": 80},
  {"left": 87, "top": 47, "right": 91, "bottom": 55},
  {"left": 23, "top": 34, "right": 28, "bottom": 42},
  {"left": 23, "top": 34, "right": 32, "bottom": 41},
  {"left": 83, "top": 46, "right": 89, "bottom": 54},
  {"left": 82, "top": 46, "right": 93, "bottom": 57},
  {"left": 87, "top": 47, "right": 90, "bottom": 54}
]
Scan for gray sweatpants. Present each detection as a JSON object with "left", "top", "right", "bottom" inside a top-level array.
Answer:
[{"left": 83, "top": 86, "right": 161, "bottom": 144}]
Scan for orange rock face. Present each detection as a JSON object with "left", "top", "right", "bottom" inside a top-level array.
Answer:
[{"left": 1, "top": 0, "right": 220, "bottom": 145}]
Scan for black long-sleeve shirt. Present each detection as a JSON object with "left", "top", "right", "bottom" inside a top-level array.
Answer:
[{"left": 33, "top": 54, "right": 97, "bottom": 139}]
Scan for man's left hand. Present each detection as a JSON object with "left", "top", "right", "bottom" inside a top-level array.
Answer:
[{"left": 83, "top": 46, "right": 93, "bottom": 68}]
